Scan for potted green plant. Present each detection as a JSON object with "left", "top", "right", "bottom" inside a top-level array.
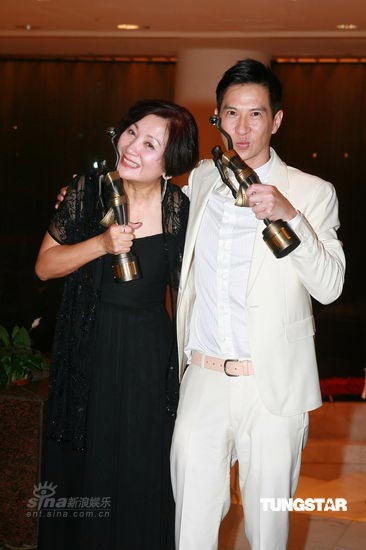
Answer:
[{"left": 0, "top": 321, "right": 49, "bottom": 387}]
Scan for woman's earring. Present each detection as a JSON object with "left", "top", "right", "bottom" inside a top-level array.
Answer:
[{"left": 161, "top": 174, "right": 168, "bottom": 200}]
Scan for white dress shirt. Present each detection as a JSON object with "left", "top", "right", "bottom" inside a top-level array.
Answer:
[{"left": 186, "top": 155, "right": 274, "bottom": 361}]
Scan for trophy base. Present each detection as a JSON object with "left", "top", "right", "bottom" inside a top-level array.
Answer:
[
  {"left": 112, "top": 256, "right": 141, "bottom": 282},
  {"left": 263, "top": 220, "right": 301, "bottom": 259}
]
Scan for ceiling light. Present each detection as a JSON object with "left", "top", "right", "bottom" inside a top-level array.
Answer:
[
  {"left": 16, "top": 24, "right": 37, "bottom": 31},
  {"left": 117, "top": 24, "right": 140, "bottom": 30},
  {"left": 336, "top": 24, "right": 358, "bottom": 30}
]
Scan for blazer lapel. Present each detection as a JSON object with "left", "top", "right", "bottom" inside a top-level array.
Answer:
[
  {"left": 247, "top": 149, "right": 290, "bottom": 296},
  {"left": 179, "top": 170, "right": 222, "bottom": 289}
]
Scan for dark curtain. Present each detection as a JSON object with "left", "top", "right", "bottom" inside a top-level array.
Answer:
[
  {"left": 272, "top": 62, "right": 365, "bottom": 382},
  {"left": 0, "top": 59, "right": 175, "bottom": 349},
  {"left": 0, "top": 58, "right": 364, "bottom": 383}
]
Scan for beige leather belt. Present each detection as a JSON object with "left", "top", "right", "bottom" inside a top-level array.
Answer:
[{"left": 191, "top": 351, "right": 254, "bottom": 377}]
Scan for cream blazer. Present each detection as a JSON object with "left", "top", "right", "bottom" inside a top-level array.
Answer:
[{"left": 177, "top": 149, "right": 346, "bottom": 416}]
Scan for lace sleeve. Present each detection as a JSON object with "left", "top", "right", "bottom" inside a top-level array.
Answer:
[
  {"left": 48, "top": 175, "right": 87, "bottom": 244},
  {"left": 163, "top": 183, "right": 190, "bottom": 298},
  {"left": 163, "top": 183, "right": 190, "bottom": 418},
  {"left": 46, "top": 172, "right": 104, "bottom": 449}
]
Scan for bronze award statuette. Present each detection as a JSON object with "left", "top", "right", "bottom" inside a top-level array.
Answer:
[
  {"left": 103, "top": 170, "right": 141, "bottom": 282},
  {"left": 209, "top": 116, "right": 300, "bottom": 259}
]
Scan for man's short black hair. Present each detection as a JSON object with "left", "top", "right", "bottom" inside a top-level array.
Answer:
[{"left": 216, "top": 58, "right": 283, "bottom": 116}]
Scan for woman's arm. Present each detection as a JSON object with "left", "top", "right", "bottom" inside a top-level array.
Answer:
[{"left": 35, "top": 224, "right": 137, "bottom": 281}]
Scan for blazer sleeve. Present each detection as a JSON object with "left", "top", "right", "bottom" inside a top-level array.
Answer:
[{"left": 289, "top": 174, "right": 345, "bottom": 305}]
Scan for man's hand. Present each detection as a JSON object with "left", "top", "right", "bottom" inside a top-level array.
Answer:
[
  {"left": 55, "top": 186, "right": 68, "bottom": 209},
  {"left": 246, "top": 183, "right": 297, "bottom": 222}
]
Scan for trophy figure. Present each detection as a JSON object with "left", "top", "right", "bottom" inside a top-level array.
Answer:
[
  {"left": 102, "top": 170, "right": 141, "bottom": 282},
  {"left": 209, "top": 115, "right": 300, "bottom": 259},
  {"left": 99, "top": 128, "right": 141, "bottom": 282}
]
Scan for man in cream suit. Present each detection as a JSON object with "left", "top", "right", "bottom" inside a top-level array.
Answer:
[{"left": 170, "top": 59, "right": 345, "bottom": 549}]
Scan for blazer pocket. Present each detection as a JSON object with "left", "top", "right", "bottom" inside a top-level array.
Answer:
[{"left": 285, "top": 316, "right": 315, "bottom": 342}]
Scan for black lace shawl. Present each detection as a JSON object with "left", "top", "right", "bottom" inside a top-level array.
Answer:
[{"left": 46, "top": 172, "right": 189, "bottom": 450}]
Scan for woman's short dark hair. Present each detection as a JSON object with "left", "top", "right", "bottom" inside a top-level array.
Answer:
[
  {"left": 216, "top": 59, "right": 282, "bottom": 117},
  {"left": 119, "top": 99, "right": 199, "bottom": 178}
]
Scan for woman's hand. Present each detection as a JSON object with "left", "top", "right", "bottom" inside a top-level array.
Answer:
[{"left": 100, "top": 222, "right": 142, "bottom": 255}]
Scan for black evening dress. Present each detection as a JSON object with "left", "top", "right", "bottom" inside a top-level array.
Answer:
[{"left": 38, "top": 235, "right": 176, "bottom": 549}]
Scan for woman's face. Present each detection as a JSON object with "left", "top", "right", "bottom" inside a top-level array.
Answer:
[{"left": 117, "top": 114, "right": 169, "bottom": 184}]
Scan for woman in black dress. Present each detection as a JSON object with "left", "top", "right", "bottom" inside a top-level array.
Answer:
[{"left": 35, "top": 99, "right": 198, "bottom": 550}]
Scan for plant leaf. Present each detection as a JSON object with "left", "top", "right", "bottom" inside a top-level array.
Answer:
[
  {"left": 13, "top": 326, "right": 32, "bottom": 349},
  {"left": 0, "top": 325, "right": 10, "bottom": 347}
]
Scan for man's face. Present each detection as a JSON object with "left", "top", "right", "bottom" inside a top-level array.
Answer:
[{"left": 217, "top": 83, "right": 283, "bottom": 169}]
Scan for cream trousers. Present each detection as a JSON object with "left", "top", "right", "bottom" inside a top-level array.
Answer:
[{"left": 171, "top": 363, "right": 309, "bottom": 550}]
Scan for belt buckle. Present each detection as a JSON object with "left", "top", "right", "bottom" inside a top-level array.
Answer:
[{"left": 223, "top": 358, "right": 240, "bottom": 377}]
